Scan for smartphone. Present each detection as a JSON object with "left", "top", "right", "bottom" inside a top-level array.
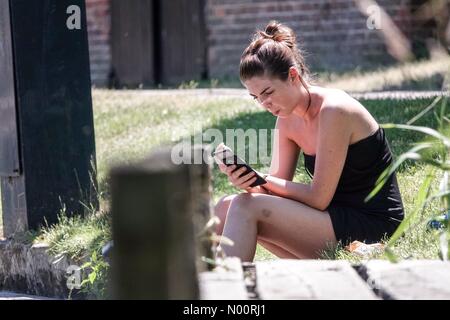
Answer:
[{"left": 213, "top": 148, "right": 267, "bottom": 188}]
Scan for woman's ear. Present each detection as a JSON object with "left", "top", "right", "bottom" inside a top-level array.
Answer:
[{"left": 288, "top": 67, "right": 299, "bottom": 82}]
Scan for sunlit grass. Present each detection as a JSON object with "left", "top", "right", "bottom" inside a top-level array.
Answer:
[
  {"left": 0, "top": 56, "right": 447, "bottom": 262},
  {"left": 319, "top": 53, "right": 449, "bottom": 92},
  {"left": 30, "top": 89, "right": 443, "bottom": 262}
]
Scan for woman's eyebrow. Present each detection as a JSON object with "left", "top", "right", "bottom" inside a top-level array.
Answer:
[
  {"left": 260, "top": 86, "right": 271, "bottom": 95},
  {"left": 250, "top": 86, "right": 271, "bottom": 98}
]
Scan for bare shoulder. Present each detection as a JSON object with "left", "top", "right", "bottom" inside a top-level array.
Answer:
[
  {"left": 321, "top": 88, "right": 360, "bottom": 111},
  {"left": 319, "top": 87, "right": 379, "bottom": 142},
  {"left": 318, "top": 89, "right": 353, "bottom": 122}
]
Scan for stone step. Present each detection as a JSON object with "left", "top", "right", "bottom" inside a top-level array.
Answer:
[
  {"left": 255, "top": 260, "right": 378, "bottom": 300},
  {"left": 363, "top": 260, "right": 450, "bottom": 300},
  {"left": 199, "top": 257, "right": 248, "bottom": 300},
  {"left": 0, "top": 291, "right": 54, "bottom": 300}
]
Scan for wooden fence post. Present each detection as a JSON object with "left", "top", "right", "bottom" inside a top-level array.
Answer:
[
  {"left": 189, "top": 145, "right": 215, "bottom": 272},
  {"left": 110, "top": 147, "right": 201, "bottom": 299},
  {"left": 0, "top": 0, "right": 97, "bottom": 237}
]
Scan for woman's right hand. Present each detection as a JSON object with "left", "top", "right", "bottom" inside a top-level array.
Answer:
[{"left": 218, "top": 163, "right": 258, "bottom": 190}]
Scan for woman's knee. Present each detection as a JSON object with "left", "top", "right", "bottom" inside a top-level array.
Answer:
[
  {"left": 228, "top": 193, "right": 260, "bottom": 217},
  {"left": 214, "top": 194, "right": 238, "bottom": 234}
]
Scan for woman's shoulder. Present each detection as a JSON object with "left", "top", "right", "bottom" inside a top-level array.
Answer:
[
  {"left": 319, "top": 87, "right": 369, "bottom": 121},
  {"left": 318, "top": 87, "right": 379, "bottom": 144},
  {"left": 320, "top": 87, "right": 358, "bottom": 110}
]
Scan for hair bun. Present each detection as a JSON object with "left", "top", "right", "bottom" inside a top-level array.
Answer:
[{"left": 257, "top": 21, "right": 296, "bottom": 50}]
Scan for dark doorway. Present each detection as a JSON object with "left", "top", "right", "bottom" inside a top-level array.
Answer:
[{"left": 110, "top": 0, "right": 207, "bottom": 87}]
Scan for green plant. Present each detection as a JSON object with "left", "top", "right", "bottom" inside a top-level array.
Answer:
[
  {"left": 178, "top": 80, "right": 199, "bottom": 90},
  {"left": 210, "top": 78, "right": 219, "bottom": 89},
  {"left": 367, "top": 95, "right": 449, "bottom": 262},
  {"left": 80, "top": 250, "right": 110, "bottom": 300}
]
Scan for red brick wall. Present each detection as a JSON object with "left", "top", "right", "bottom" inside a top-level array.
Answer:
[
  {"left": 86, "top": 0, "right": 111, "bottom": 86},
  {"left": 205, "top": 0, "right": 426, "bottom": 79},
  {"left": 84, "top": 0, "right": 432, "bottom": 86}
]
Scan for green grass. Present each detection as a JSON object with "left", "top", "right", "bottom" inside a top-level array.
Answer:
[
  {"left": 114, "top": 54, "right": 449, "bottom": 92},
  {"left": 318, "top": 53, "right": 450, "bottom": 92},
  {"left": 0, "top": 56, "right": 448, "bottom": 264},
  {"left": 23, "top": 90, "right": 445, "bottom": 264}
]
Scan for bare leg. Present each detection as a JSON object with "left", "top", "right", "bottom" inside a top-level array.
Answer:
[
  {"left": 257, "top": 238, "right": 300, "bottom": 259},
  {"left": 214, "top": 194, "right": 327, "bottom": 260},
  {"left": 214, "top": 195, "right": 237, "bottom": 235},
  {"left": 219, "top": 193, "right": 337, "bottom": 262}
]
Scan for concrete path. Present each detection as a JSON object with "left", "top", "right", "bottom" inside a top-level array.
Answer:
[
  {"left": 199, "top": 259, "right": 450, "bottom": 300},
  {"left": 0, "top": 291, "right": 53, "bottom": 300},
  {"left": 113, "top": 88, "right": 448, "bottom": 100}
]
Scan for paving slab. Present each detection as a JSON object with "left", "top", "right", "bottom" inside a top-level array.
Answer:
[
  {"left": 199, "top": 257, "right": 248, "bottom": 300},
  {"left": 255, "top": 260, "right": 378, "bottom": 300},
  {"left": 0, "top": 291, "right": 54, "bottom": 300},
  {"left": 363, "top": 260, "right": 450, "bottom": 300}
]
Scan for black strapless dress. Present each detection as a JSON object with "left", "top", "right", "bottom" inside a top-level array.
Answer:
[{"left": 304, "top": 127, "right": 404, "bottom": 245}]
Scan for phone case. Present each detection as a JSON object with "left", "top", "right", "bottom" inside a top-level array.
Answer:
[{"left": 213, "top": 149, "right": 267, "bottom": 188}]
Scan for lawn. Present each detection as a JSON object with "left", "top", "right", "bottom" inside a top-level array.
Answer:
[
  {"left": 25, "top": 90, "right": 448, "bottom": 264},
  {"left": 0, "top": 56, "right": 448, "bottom": 265}
]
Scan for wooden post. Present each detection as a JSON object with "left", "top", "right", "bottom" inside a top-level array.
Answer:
[
  {"left": 190, "top": 145, "right": 215, "bottom": 272},
  {"left": 0, "top": 0, "right": 97, "bottom": 236},
  {"left": 110, "top": 147, "right": 200, "bottom": 299}
]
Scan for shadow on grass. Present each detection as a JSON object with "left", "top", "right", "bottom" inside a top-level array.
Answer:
[{"left": 94, "top": 96, "right": 442, "bottom": 198}]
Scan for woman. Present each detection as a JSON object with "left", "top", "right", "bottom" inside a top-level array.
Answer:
[{"left": 214, "top": 21, "right": 404, "bottom": 262}]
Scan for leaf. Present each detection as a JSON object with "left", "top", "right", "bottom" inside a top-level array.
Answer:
[
  {"left": 201, "top": 257, "right": 217, "bottom": 266},
  {"left": 197, "top": 216, "right": 221, "bottom": 237},
  {"left": 382, "top": 123, "right": 450, "bottom": 147},
  {"left": 424, "top": 190, "right": 450, "bottom": 206},
  {"left": 89, "top": 272, "right": 97, "bottom": 284},
  {"left": 384, "top": 247, "right": 398, "bottom": 263},
  {"left": 407, "top": 96, "right": 442, "bottom": 125},
  {"left": 387, "top": 167, "right": 435, "bottom": 248},
  {"left": 208, "top": 233, "right": 234, "bottom": 247},
  {"left": 80, "top": 279, "right": 90, "bottom": 287},
  {"left": 365, "top": 143, "right": 432, "bottom": 202},
  {"left": 206, "top": 216, "right": 221, "bottom": 229}
]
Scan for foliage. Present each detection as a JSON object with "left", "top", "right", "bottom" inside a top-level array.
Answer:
[
  {"left": 367, "top": 95, "right": 449, "bottom": 262},
  {"left": 80, "top": 250, "right": 110, "bottom": 300}
]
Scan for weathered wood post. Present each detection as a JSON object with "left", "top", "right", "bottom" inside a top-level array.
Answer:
[
  {"left": 0, "top": 0, "right": 97, "bottom": 237},
  {"left": 110, "top": 147, "right": 205, "bottom": 299},
  {"left": 190, "top": 145, "right": 215, "bottom": 272}
]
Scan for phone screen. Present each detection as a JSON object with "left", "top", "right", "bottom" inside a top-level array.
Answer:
[{"left": 213, "top": 149, "right": 267, "bottom": 187}]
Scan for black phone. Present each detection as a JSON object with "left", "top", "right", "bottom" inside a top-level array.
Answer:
[{"left": 213, "top": 149, "right": 267, "bottom": 188}]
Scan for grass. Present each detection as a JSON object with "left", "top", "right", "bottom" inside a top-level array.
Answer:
[
  {"left": 26, "top": 92, "right": 446, "bottom": 265},
  {"left": 108, "top": 53, "right": 449, "bottom": 92},
  {"left": 0, "top": 56, "right": 448, "bottom": 265},
  {"left": 157, "top": 53, "right": 450, "bottom": 92},
  {"left": 318, "top": 52, "right": 450, "bottom": 93}
]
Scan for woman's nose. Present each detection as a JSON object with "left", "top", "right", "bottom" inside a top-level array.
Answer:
[{"left": 261, "top": 98, "right": 271, "bottom": 109}]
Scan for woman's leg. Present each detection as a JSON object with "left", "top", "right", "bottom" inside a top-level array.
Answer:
[
  {"left": 218, "top": 193, "right": 337, "bottom": 262},
  {"left": 257, "top": 238, "right": 300, "bottom": 259},
  {"left": 215, "top": 194, "right": 300, "bottom": 258}
]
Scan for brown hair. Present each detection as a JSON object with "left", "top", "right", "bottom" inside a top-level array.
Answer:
[{"left": 240, "top": 21, "right": 310, "bottom": 83}]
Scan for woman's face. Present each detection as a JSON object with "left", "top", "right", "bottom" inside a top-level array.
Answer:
[{"left": 243, "top": 74, "right": 301, "bottom": 118}]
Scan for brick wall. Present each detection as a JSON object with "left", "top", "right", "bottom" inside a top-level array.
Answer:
[
  {"left": 205, "top": 0, "right": 428, "bottom": 79},
  {"left": 84, "top": 0, "right": 433, "bottom": 86},
  {"left": 86, "top": 0, "right": 111, "bottom": 86}
]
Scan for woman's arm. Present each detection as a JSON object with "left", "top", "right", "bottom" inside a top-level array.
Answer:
[
  {"left": 246, "top": 118, "right": 300, "bottom": 194},
  {"left": 269, "top": 118, "right": 301, "bottom": 180},
  {"left": 263, "top": 106, "right": 352, "bottom": 210}
]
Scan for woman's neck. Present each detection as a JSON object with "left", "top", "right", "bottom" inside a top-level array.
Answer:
[{"left": 293, "top": 85, "right": 323, "bottom": 123}]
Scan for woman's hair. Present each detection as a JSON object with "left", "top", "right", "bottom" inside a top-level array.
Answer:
[{"left": 240, "top": 21, "right": 310, "bottom": 82}]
